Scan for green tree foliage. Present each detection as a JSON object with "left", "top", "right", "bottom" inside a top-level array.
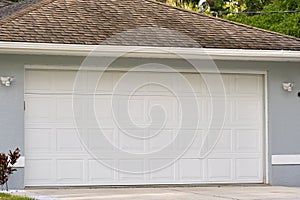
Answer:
[
  {"left": 243, "top": 0, "right": 272, "bottom": 12},
  {"left": 156, "top": 0, "right": 199, "bottom": 11},
  {"left": 157, "top": 0, "right": 300, "bottom": 38},
  {"left": 225, "top": 0, "right": 300, "bottom": 38}
]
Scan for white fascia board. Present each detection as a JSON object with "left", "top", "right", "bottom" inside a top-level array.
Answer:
[
  {"left": 272, "top": 155, "right": 300, "bottom": 165},
  {"left": 0, "top": 41, "right": 300, "bottom": 62}
]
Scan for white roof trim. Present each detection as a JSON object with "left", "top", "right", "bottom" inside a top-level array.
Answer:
[{"left": 0, "top": 41, "right": 299, "bottom": 62}]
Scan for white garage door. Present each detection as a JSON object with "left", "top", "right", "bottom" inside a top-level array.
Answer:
[{"left": 25, "top": 69, "right": 264, "bottom": 186}]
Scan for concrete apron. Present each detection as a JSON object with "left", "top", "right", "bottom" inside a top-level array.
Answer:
[{"left": 13, "top": 185, "right": 300, "bottom": 200}]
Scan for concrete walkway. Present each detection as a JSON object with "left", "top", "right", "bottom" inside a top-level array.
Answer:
[{"left": 16, "top": 186, "right": 300, "bottom": 200}]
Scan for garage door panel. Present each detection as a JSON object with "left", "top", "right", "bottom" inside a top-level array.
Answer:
[
  {"left": 207, "top": 130, "right": 233, "bottom": 153},
  {"left": 87, "top": 160, "right": 116, "bottom": 183},
  {"left": 25, "top": 159, "right": 53, "bottom": 185},
  {"left": 202, "top": 98, "right": 232, "bottom": 128},
  {"left": 25, "top": 70, "right": 53, "bottom": 92},
  {"left": 53, "top": 71, "right": 78, "bottom": 92},
  {"left": 56, "top": 160, "right": 84, "bottom": 183},
  {"left": 148, "top": 129, "right": 176, "bottom": 152},
  {"left": 119, "top": 130, "right": 146, "bottom": 153},
  {"left": 207, "top": 158, "right": 233, "bottom": 181},
  {"left": 175, "top": 129, "right": 204, "bottom": 155},
  {"left": 149, "top": 159, "right": 175, "bottom": 182},
  {"left": 92, "top": 96, "right": 115, "bottom": 128},
  {"left": 119, "top": 159, "right": 145, "bottom": 182},
  {"left": 25, "top": 96, "right": 55, "bottom": 122},
  {"left": 235, "top": 129, "right": 262, "bottom": 152},
  {"left": 25, "top": 128, "right": 52, "bottom": 154},
  {"left": 56, "top": 128, "right": 84, "bottom": 152},
  {"left": 25, "top": 70, "right": 264, "bottom": 186},
  {"left": 56, "top": 97, "right": 84, "bottom": 121},
  {"left": 235, "top": 158, "right": 262, "bottom": 180},
  {"left": 178, "top": 159, "right": 204, "bottom": 182},
  {"left": 147, "top": 97, "right": 179, "bottom": 128},
  {"left": 180, "top": 74, "right": 208, "bottom": 94},
  {"left": 235, "top": 75, "right": 262, "bottom": 95},
  {"left": 90, "top": 71, "right": 114, "bottom": 92},
  {"left": 233, "top": 99, "right": 262, "bottom": 124},
  {"left": 114, "top": 72, "right": 149, "bottom": 93},
  {"left": 117, "top": 97, "right": 147, "bottom": 126},
  {"left": 87, "top": 128, "right": 115, "bottom": 152},
  {"left": 147, "top": 72, "right": 178, "bottom": 92}
]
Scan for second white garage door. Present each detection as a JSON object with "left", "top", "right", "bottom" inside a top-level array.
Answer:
[{"left": 25, "top": 69, "right": 264, "bottom": 186}]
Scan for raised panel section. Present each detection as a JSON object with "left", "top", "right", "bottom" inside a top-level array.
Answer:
[
  {"left": 56, "top": 129, "right": 83, "bottom": 152},
  {"left": 148, "top": 130, "right": 175, "bottom": 152},
  {"left": 236, "top": 158, "right": 261, "bottom": 180},
  {"left": 118, "top": 129, "right": 145, "bottom": 153},
  {"left": 25, "top": 128, "right": 52, "bottom": 153},
  {"left": 207, "top": 130, "right": 232, "bottom": 153},
  {"left": 88, "top": 129, "right": 115, "bottom": 152},
  {"left": 26, "top": 96, "right": 54, "bottom": 122},
  {"left": 56, "top": 160, "right": 84, "bottom": 183},
  {"left": 92, "top": 96, "right": 115, "bottom": 128},
  {"left": 176, "top": 130, "right": 203, "bottom": 155},
  {"left": 149, "top": 159, "right": 174, "bottom": 182},
  {"left": 178, "top": 159, "right": 203, "bottom": 181},
  {"left": 119, "top": 160, "right": 145, "bottom": 182},
  {"left": 235, "top": 75, "right": 261, "bottom": 94},
  {"left": 180, "top": 73, "right": 207, "bottom": 94},
  {"left": 117, "top": 97, "right": 147, "bottom": 126},
  {"left": 25, "top": 159, "right": 53, "bottom": 184},
  {"left": 88, "top": 160, "right": 115, "bottom": 182},
  {"left": 236, "top": 130, "right": 261, "bottom": 152},
  {"left": 148, "top": 97, "right": 179, "bottom": 128},
  {"left": 53, "top": 71, "right": 77, "bottom": 92},
  {"left": 234, "top": 100, "right": 261, "bottom": 124},
  {"left": 208, "top": 159, "right": 232, "bottom": 181},
  {"left": 90, "top": 72, "right": 114, "bottom": 92},
  {"left": 25, "top": 70, "right": 52, "bottom": 92}
]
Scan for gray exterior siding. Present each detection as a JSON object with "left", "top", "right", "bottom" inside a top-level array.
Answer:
[
  {"left": 0, "top": 58, "right": 24, "bottom": 189},
  {"left": 0, "top": 54, "right": 300, "bottom": 188},
  {"left": 272, "top": 165, "right": 300, "bottom": 186}
]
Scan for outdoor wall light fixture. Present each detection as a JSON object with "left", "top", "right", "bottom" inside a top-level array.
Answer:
[
  {"left": 0, "top": 76, "right": 14, "bottom": 87},
  {"left": 282, "top": 82, "right": 294, "bottom": 92}
]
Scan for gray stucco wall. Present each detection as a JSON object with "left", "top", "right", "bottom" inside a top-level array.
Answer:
[
  {"left": 0, "top": 59, "right": 24, "bottom": 190},
  {"left": 0, "top": 54, "right": 300, "bottom": 188}
]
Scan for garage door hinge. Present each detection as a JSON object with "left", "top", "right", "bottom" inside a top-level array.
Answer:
[{"left": 24, "top": 101, "right": 26, "bottom": 111}]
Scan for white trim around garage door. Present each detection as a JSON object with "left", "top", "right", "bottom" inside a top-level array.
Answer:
[{"left": 264, "top": 72, "right": 269, "bottom": 184}]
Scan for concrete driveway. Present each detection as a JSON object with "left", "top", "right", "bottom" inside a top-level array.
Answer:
[{"left": 16, "top": 186, "right": 300, "bottom": 200}]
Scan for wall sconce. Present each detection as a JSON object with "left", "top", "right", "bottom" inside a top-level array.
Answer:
[
  {"left": 1, "top": 76, "right": 14, "bottom": 87},
  {"left": 282, "top": 82, "right": 294, "bottom": 92}
]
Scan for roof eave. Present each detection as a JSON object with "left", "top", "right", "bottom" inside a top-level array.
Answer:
[{"left": 0, "top": 41, "right": 299, "bottom": 62}]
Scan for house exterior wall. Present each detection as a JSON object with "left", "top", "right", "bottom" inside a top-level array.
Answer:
[
  {"left": 0, "top": 58, "right": 24, "bottom": 189},
  {"left": 216, "top": 60, "right": 300, "bottom": 187},
  {"left": 0, "top": 54, "right": 300, "bottom": 189}
]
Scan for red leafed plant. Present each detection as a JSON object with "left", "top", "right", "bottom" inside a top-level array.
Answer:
[{"left": 0, "top": 148, "right": 20, "bottom": 191}]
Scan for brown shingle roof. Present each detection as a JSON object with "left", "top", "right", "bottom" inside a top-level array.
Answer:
[
  {"left": 0, "top": 0, "right": 42, "bottom": 20},
  {"left": 0, "top": 0, "right": 300, "bottom": 50},
  {"left": 0, "top": 0, "right": 13, "bottom": 9}
]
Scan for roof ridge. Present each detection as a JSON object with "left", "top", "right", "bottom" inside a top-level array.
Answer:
[
  {"left": 0, "top": 0, "right": 55, "bottom": 25},
  {"left": 145, "top": 0, "right": 300, "bottom": 42}
]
